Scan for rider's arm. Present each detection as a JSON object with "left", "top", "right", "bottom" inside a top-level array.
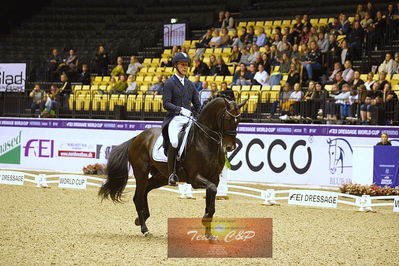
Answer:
[
  {"left": 162, "top": 80, "right": 181, "bottom": 114},
  {"left": 191, "top": 83, "right": 202, "bottom": 113}
]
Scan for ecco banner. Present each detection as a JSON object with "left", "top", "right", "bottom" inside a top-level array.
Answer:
[
  {"left": 0, "top": 63, "right": 26, "bottom": 92},
  {"left": 288, "top": 190, "right": 338, "bottom": 208},
  {"left": 1, "top": 118, "right": 399, "bottom": 187},
  {"left": 0, "top": 171, "right": 24, "bottom": 185},
  {"left": 58, "top": 175, "right": 87, "bottom": 189}
]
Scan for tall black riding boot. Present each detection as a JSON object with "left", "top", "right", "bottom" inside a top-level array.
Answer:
[{"left": 167, "top": 147, "right": 178, "bottom": 186}]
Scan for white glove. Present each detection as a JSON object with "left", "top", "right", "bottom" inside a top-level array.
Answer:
[{"left": 180, "top": 107, "right": 191, "bottom": 117}]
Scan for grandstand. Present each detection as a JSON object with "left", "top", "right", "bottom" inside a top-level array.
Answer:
[{"left": 0, "top": 0, "right": 398, "bottom": 125}]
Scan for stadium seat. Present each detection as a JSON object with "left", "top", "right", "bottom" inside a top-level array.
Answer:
[
  {"left": 73, "top": 85, "right": 82, "bottom": 92},
  {"left": 135, "top": 95, "right": 143, "bottom": 112},
  {"left": 126, "top": 95, "right": 136, "bottom": 112},
  {"left": 144, "top": 95, "right": 153, "bottom": 112},
  {"left": 247, "top": 95, "right": 259, "bottom": 113},
  {"left": 271, "top": 85, "right": 281, "bottom": 91},
  {"left": 153, "top": 95, "right": 163, "bottom": 112},
  {"left": 224, "top": 76, "right": 233, "bottom": 84}
]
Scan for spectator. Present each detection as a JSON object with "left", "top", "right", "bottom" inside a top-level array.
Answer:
[
  {"left": 253, "top": 63, "right": 269, "bottom": 86},
  {"left": 94, "top": 46, "right": 109, "bottom": 76},
  {"left": 376, "top": 133, "right": 392, "bottom": 145},
  {"left": 193, "top": 57, "right": 210, "bottom": 76},
  {"left": 126, "top": 75, "right": 137, "bottom": 94},
  {"left": 78, "top": 64, "right": 91, "bottom": 85},
  {"left": 261, "top": 53, "right": 272, "bottom": 75},
  {"left": 336, "top": 13, "right": 352, "bottom": 35},
  {"left": 303, "top": 14, "right": 312, "bottom": 29},
  {"left": 195, "top": 29, "right": 213, "bottom": 49},
  {"left": 274, "top": 84, "right": 293, "bottom": 117},
  {"left": 368, "top": 11, "right": 386, "bottom": 50},
  {"left": 348, "top": 21, "right": 364, "bottom": 59},
  {"left": 110, "top": 57, "right": 125, "bottom": 77},
  {"left": 313, "top": 82, "right": 329, "bottom": 119},
  {"left": 301, "top": 40, "right": 322, "bottom": 82},
  {"left": 378, "top": 53, "right": 395, "bottom": 74},
  {"left": 214, "top": 11, "right": 225, "bottom": 29},
  {"left": 59, "top": 74, "right": 72, "bottom": 109},
  {"left": 209, "top": 29, "right": 222, "bottom": 48},
  {"left": 64, "top": 49, "right": 78, "bottom": 73},
  {"left": 256, "top": 27, "right": 268, "bottom": 47},
  {"left": 239, "top": 27, "right": 248, "bottom": 45},
  {"left": 222, "top": 11, "right": 234, "bottom": 29},
  {"left": 325, "top": 84, "right": 340, "bottom": 122},
  {"left": 335, "top": 71, "right": 348, "bottom": 90},
  {"left": 360, "top": 12, "right": 373, "bottom": 30},
  {"left": 288, "top": 82, "right": 304, "bottom": 118},
  {"left": 355, "top": 4, "right": 366, "bottom": 18},
  {"left": 202, "top": 82, "right": 218, "bottom": 104},
  {"left": 29, "top": 84, "right": 45, "bottom": 116},
  {"left": 364, "top": 71, "right": 375, "bottom": 90},
  {"left": 300, "top": 26, "right": 311, "bottom": 45},
  {"left": 280, "top": 41, "right": 292, "bottom": 58},
  {"left": 230, "top": 29, "right": 244, "bottom": 48},
  {"left": 247, "top": 63, "right": 257, "bottom": 84},
  {"left": 111, "top": 74, "right": 128, "bottom": 94},
  {"left": 193, "top": 75, "right": 202, "bottom": 92},
  {"left": 161, "top": 56, "right": 173, "bottom": 67},
  {"left": 245, "top": 25, "right": 257, "bottom": 46},
  {"left": 317, "top": 32, "right": 329, "bottom": 54},
  {"left": 232, "top": 63, "right": 252, "bottom": 85},
  {"left": 209, "top": 55, "right": 217, "bottom": 68},
  {"left": 171, "top": 45, "right": 179, "bottom": 56},
  {"left": 291, "top": 44, "right": 300, "bottom": 59},
  {"left": 350, "top": 71, "right": 365, "bottom": 90},
  {"left": 272, "top": 34, "right": 284, "bottom": 52},
  {"left": 270, "top": 53, "right": 290, "bottom": 85},
  {"left": 302, "top": 80, "right": 317, "bottom": 119},
  {"left": 218, "top": 81, "right": 235, "bottom": 101},
  {"left": 338, "top": 39, "right": 352, "bottom": 65},
  {"left": 46, "top": 48, "right": 62, "bottom": 81},
  {"left": 328, "top": 17, "right": 340, "bottom": 32},
  {"left": 383, "top": 84, "right": 398, "bottom": 123},
  {"left": 393, "top": 52, "right": 399, "bottom": 73},
  {"left": 286, "top": 63, "right": 300, "bottom": 86},
  {"left": 229, "top": 45, "right": 242, "bottom": 65},
  {"left": 248, "top": 44, "right": 261, "bottom": 64},
  {"left": 327, "top": 62, "right": 343, "bottom": 84},
  {"left": 219, "top": 28, "right": 231, "bottom": 48},
  {"left": 237, "top": 47, "right": 250, "bottom": 66},
  {"left": 366, "top": 1, "right": 376, "bottom": 19},
  {"left": 367, "top": 82, "right": 383, "bottom": 99},
  {"left": 360, "top": 95, "right": 373, "bottom": 123},
  {"left": 377, "top": 71, "right": 389, "bottom": 90},
  {"left": 342, "top": 60, "right": 354, "bottom": 83},
  {"left": 210, "top": 57, "right": 230, "bottom": 76},
  {"left": 148, "top": 74, "right": 164, "bottom": 95},
  {"left": 199, "top": 81, "right": 211, "bottom": 105},
  {"left": 292, "top": 15, "right": 304, "bottom": 39},
  {"left": 332, "top": 83, "right": 353, "bottom": 120},
  {"left": 49, "top": 84, "right": 60, "bottom": 113},
  {"left": 126, "top": 56, "right": 142, "bottom": 76}
]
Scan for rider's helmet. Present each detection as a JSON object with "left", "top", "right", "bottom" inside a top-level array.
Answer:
[{"left": 172, "top": 52, "right": 191, "bottom": 65}]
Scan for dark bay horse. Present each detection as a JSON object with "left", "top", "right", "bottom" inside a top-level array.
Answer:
[{"left": 99, "top": 97, "right": 246, "bottom": 236}]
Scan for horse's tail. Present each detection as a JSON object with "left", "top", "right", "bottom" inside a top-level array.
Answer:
[{"left": 98, "top": 137, "right": 135, "bottom": 202}]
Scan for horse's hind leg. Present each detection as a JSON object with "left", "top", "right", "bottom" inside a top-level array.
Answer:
[
  {"left": 133, "top": 169, "right": 151, "bottom": 236},
  {"left": 134, "top": 171, "right": 168, "bottom": 226}
]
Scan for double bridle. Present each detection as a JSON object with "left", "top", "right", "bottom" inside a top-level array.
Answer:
[{"left": 190, "top": 108, "right": 241, "bottom": 145}]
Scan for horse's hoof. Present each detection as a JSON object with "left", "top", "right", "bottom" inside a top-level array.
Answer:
[
  {"left": 135, "top": 217, "right": 140, "bottom": 226},
  {"left": 143, "top": 231, "right": 152, "bottom": 237}
]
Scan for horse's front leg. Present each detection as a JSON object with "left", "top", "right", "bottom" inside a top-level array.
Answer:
[{"left": 192, "top": 174, "right": 217, "bottom": 238}]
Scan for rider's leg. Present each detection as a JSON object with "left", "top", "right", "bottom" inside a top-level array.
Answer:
[{"left": 167, "top": 115, "right": 189, "bottom": 186}]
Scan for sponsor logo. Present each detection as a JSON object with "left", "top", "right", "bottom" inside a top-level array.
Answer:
[
  {"left": 327, "top": 138, "right": 353, "bottom": 185},
  {"left": 58, "top": 175, "right": 87, "bottom": 189},
  {"left": 0, "top": 131, "right": 22, "bottom": 164},
  {"left": 288, "top": 190, "right": 338, "bottom": 208},
  {"left": 58, "top": 143, "right": 96, "bottom": 158},
  {"left": 24, "top": 139, "right": 54, "bottom": 158}
]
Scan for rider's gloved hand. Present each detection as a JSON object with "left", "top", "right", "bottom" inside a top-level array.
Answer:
[{"left": 180, "top": 107, "right": 192, "bottom": 117}]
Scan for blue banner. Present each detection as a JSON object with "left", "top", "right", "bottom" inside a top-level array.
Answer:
[{"left": 373, "top": 146, "right": 399, "bottom": 188}]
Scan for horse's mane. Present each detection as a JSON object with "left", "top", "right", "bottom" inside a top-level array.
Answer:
[{"left": 200, "top": 94, "right": 234, "bottom": 113}]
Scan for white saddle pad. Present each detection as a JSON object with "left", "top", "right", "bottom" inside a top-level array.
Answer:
[{"left": 152, "top": 119, "right": 193, "bottom": 162}]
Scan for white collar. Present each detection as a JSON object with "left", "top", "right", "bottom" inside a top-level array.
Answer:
[{"left": 174, "top": 74, "right": 185, "bottom": 86}]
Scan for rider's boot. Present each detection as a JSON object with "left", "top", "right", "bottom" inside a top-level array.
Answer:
[{"left": 167, "top": 147, "right": 178, "bottom": 186}]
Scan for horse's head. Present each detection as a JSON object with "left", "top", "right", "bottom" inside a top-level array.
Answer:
[
  {"left": 198, "top": 97, "right": 247, "bottom": 152},
  {"left": 220, "top": 98, "right": 247, "bottom": 152}
]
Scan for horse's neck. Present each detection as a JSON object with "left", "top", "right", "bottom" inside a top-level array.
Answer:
[{"left": 189, "top": 124, "right": 222, "bottom": 155}]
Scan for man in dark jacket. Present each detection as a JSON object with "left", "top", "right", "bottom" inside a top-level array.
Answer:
[{"left": 162, "top": 52, "right": 201, "bottom": 186}]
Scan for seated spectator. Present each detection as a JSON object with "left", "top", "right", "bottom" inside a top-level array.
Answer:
[
  {"left": 393, "top": 52, "right": 399, "bottom": 73},
  {"left": 256, "top": 27, "right": 268, "bottom": 47},
  {"left": 299, "top": 26, "right": 311, "bottom": 45},
  {"left": 383, "top": 84, "right": 398, "bottom": 123},
  {"left": 327, "top": 62, "right": 343, "bottom": 84},
  {"left": 193, "top": 75, "right": 202, "bottom": 92},
  {"left": 222, "top": 11, "right": 234, "bottom": 29},
  {"left": 270, "top": 44, "right": 281, "bottom": 66},
  {"left": 302, "top": 80, "right": 317, "bottom": 118},
  {"left": 328, "top": 17, "right": 340, "bottom": 32},
  {"left": 245, "top": 25, "right": 256, "bottom": 46},
  {"left": 78, "top": 64, "right": 91, "bottom": 85},
  {"left": 332, "top": 84, "right": 353, "bottom": 120},
  {"left": 94, "top": 46, "right": 109, "bottom": 76},
  {"left": 364, "top": 71, "right": 375, "bottom": 90},
  {"left": 253, "top": 63, "right": 269, "bottom": 86},
  {"left": 111, "top": 74, "right": 128, "bottom": 94},
  {"left": 261, "top": 53, "right": 272, "bottom": 74},
  {"left": 336, "top": 13, "right": 352, "bottom": 35},
  {"left": 274, "top": 84, "right": 293, "bottom": 116},
  {"left": 360, "top": 95, "right": 373, "bottom": 123},
  {"left": 286, "top": 63, "right": 300, "bottom": 86},
  {"left": 147, "top": 75, "right": 164, "bottom": 95},
  {"left": 325, "top": 84, "right": 340, "bottom": 121},
  {"left": 360, "top": 12, "right": 373, "bottom": 30},
  {"left": 378, "top": 53, "right": 395, "bottom": 74},
  {"left": 302, "top": 14, "right": 312, "bottom": 29},
  {"left": 171, "top": 45, "right": 179, "bottom": 56},
  {"left": 209, "top": 55, "right": 217, "bottom": 69},
  {"left": 229, "top": 45, "right": 242, "bottom": 65},
  {"left": 288, "top": 82, "right": 304, "bottom": 117},
  {"left": 230, "top": 29, "right": 244, "bottom": 49},
  {"left": 29, "top": 84, "right": 45, "bottom": 116},
  {"left": 218, "top": 81, "right": 235, "bottom": 101},
  {"left": 237, "top": 47, "right": 250, "bottom": 66},
  {"left": 335, "top": 71, "right": 348, "bottom": 90},
  {"left": 210, "top": 57, "right": 230, "bottom": 76},
  {"left": 49, "top": 84, "right": 60, "bottom": 113},
  {"left": 301, "top": 40, "right": 322, "bottom": 82},
  {"left": 232, "top": 63, "right": 252, "bottom": 85},
  {"left": 59, "top": 74, "right": 72, "bottom": 110},
  {"left": 342, "top": 60, "right": 354, "bottom": 83},
  {"left": 376, "top": 133, "right": 392, "bottom": 145},
  {"left": 161, "top": 56, "right": 173, "bottom": 67},
  {"left": 110, "top": 57, "right": 125, "bottom": 77},
  {"left": 193, "top": 57, "right": 210, "bottom": 76},
  {"left": 272, "top": 34, "right": 284, "bottom": 52},
  {"left": 195, "top": 29, "right": 213, "bottom": 50},
  {"left": 126, "top": 56, "right": 142, "bottom": 76},
  {"left": 317, "top": 32, "right": 329, "bottom": 54},
  {"left": 46, "top": 48, "right": 62, "bottom": 81},
  {"left": 209, "top": 29, "right": 222, "bottom": 48},
  {"left": 64, "top": 49, "right": 78, "bottom": 72},
  {"left": 350, "top": 71, "right": 365, "bottom": 89},
  {"left": 377, "top": 71, "right": 389, "bottom": 89},
  {"left": 248, "top": 44, "right": 261, "bottom": 64},
  {"left": 338, "top": 40, "right": 352, "bottom": 65},
  {"left": 126, "top": 75, "right": 137, "bottom": 94},
  {"left": 280, "top": 41, "right": 291, "bottom": 58},
  {"left": 200, "top": 82, "right": 218, "bottom": 105},
  {"left": 214, "top": 11, "right": 225, "bottom": 29},
  {"left": 290, "top": 44, "right": 300, "bottom": 59},
  {"left": 219, "top": 28, "right": 231, "bottom": 48},
  {"left": 313, "top": 82, "right": 329, "bottom": 118},
  {"left": 239, "top": 27, "right": 248, "bottom": 46},
  {"left": 270, "top": 53, "right": 290, "bottom": 85},
  {"left": 348, "top": 21, "right": 364, "bottom": 59},
  {"left": 367, "top": 82, "right": 383, "bottom": 98}
]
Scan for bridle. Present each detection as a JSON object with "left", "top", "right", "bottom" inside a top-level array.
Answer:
[{"left": 190, "top": 107, "right": 241, "bottom": 145}]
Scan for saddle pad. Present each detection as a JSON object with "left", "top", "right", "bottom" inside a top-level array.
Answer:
[{"left": 152, "top": 119, "right": 193, "bottom": 162}]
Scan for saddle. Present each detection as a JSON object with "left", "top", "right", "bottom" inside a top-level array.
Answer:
[{"left": 152, "top": 120, "right": 193, "bottom": 162}]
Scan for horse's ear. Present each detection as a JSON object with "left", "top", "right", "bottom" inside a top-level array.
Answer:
[
  {"left": 223, "top": 97, "right": 230, "bottom": 108},
  {"left": 237, "top": 99, "right": 248, "bottom": 109}
]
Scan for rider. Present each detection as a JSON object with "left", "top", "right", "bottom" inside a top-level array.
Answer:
[{"left": 162, "top": 52, "right": 201, "bottom": 186}]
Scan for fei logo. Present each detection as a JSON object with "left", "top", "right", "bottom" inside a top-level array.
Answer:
[
  {"left": 326, "top": 138, "right": 353, "bottom": 175},
  {"left": 24, "top": 139, "right": 54, "bottom": 158}
]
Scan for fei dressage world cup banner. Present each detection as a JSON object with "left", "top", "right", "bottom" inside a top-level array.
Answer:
[
  {"left": 373, "top": 146, "right": 399, "bottom": 188},
  {"left": 0, "top": 63, "right": 26, "bottom": 92},
  {"left": 0, "top": 118, "right": 398, "bottom": 187}
]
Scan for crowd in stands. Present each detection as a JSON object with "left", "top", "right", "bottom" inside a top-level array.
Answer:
[{"left": 30, "top": 2, "right": 399, "bottom": 123}]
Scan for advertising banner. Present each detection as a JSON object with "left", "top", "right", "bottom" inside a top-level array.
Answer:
[
  {"left": 0, "top": 63, "right": 26, "bottom": 92},
  {"left": 1, "top": 118, "right": 398, "bottom": 187},
  {"left": 373, "top": 146, "right": 399, "bottom": 188}
]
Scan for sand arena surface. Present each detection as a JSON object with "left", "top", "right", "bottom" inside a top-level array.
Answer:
[{"left": 0, "top": 184, "right": 398, "bottom": 265}]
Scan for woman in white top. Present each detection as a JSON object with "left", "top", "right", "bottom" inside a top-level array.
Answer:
[
  {"left": 253, "top": 63, "right": 269, "bottom": 86},
  {"left": 364, "top": 71, "right": 375, "bottom": 90}
]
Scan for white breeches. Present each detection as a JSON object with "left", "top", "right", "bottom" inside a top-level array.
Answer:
[{"left": 168, "top": 115, "right": 190, "bottom": 148}]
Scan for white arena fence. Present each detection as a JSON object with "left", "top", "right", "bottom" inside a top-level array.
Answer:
[{"left": 0, "top": 170, "right": 398, "bottom": 213}]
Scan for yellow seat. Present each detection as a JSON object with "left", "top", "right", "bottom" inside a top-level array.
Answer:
[
  {"left": 73, "top": 85, "right": 82, "bottom": 92},
  {"left": 238, "top": 22, "right": 247, "bottom": 28},
  {"left": 318, "top": 18, "right": 328, "bottom": 25},
  {"left": 139, "top": 84, "right": 149, "bottom": 94},
  {"left": 241, "top": 85, "right": 251, "bottom": 91},
  {"left": 271, "top": 85, "right": 281, "bottom": 91},
  {"left": 360, "top": 74, "right": 368, "bottom": 81},
  {"left": 188, "top": 76, "right": 196, "bottom": 82},
  {"left": 135, "top": 95, "right": 144, "bottom": 112},
  {"left": 153, "top": 95, "right": 163, "bottom": 112},
  {"left": 251, "top": 85, "right": 261, "bottom": 91},
  {"left": 247, "top": 95, "right": 258, "bottom": 113},
  {"left": 215, "top": 76, "right": 224, "bottom": 82},
  {"left": 224, "top": 76, "right": 233, "bottom": 84},
  {"left": 143, "top": 58, "right": 152, "bottom": 67},
  {"left": 144, "top": 95, "right": 153, "bottom": 112},
  {"left": 273, "top": 20, "right": 282, "bottom": 26},
  {"left": 206, "top": 76, "right": 215, "bottom": 82},
  {"left": 268, "top": 91, "right": 279, "bottom": 102},
  {"left": 325, "top": 84, "right": 333, "bottom": 92},
  {"left": 228, "top": 66, "right": 235, "bottom": 76},
  {"left": 93, "top": 76, "right": 102, "bottom": 85},
  {"left": 232, "top": 85, "right": 241, "bottom": 92},
  {"left": 282, "top": 20, "right": 291, "bottom": 26},
  {"left": 82, "top": 85, "right": 90, "bottom": 91},
  {"left": 261, "top": 85, "right": 271, "bottom": 91},
  {"left": 126, "top": 95, "right": 136, "bottom": 112},
  {"left": 102, "top": 76, "right": 110, "bottom": 83},
  {"left": 310, "top": 18, "right": 319, "bottom": 25},
  {"left": 247, "top": 21, "right": 255, "bottom": 27}
]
